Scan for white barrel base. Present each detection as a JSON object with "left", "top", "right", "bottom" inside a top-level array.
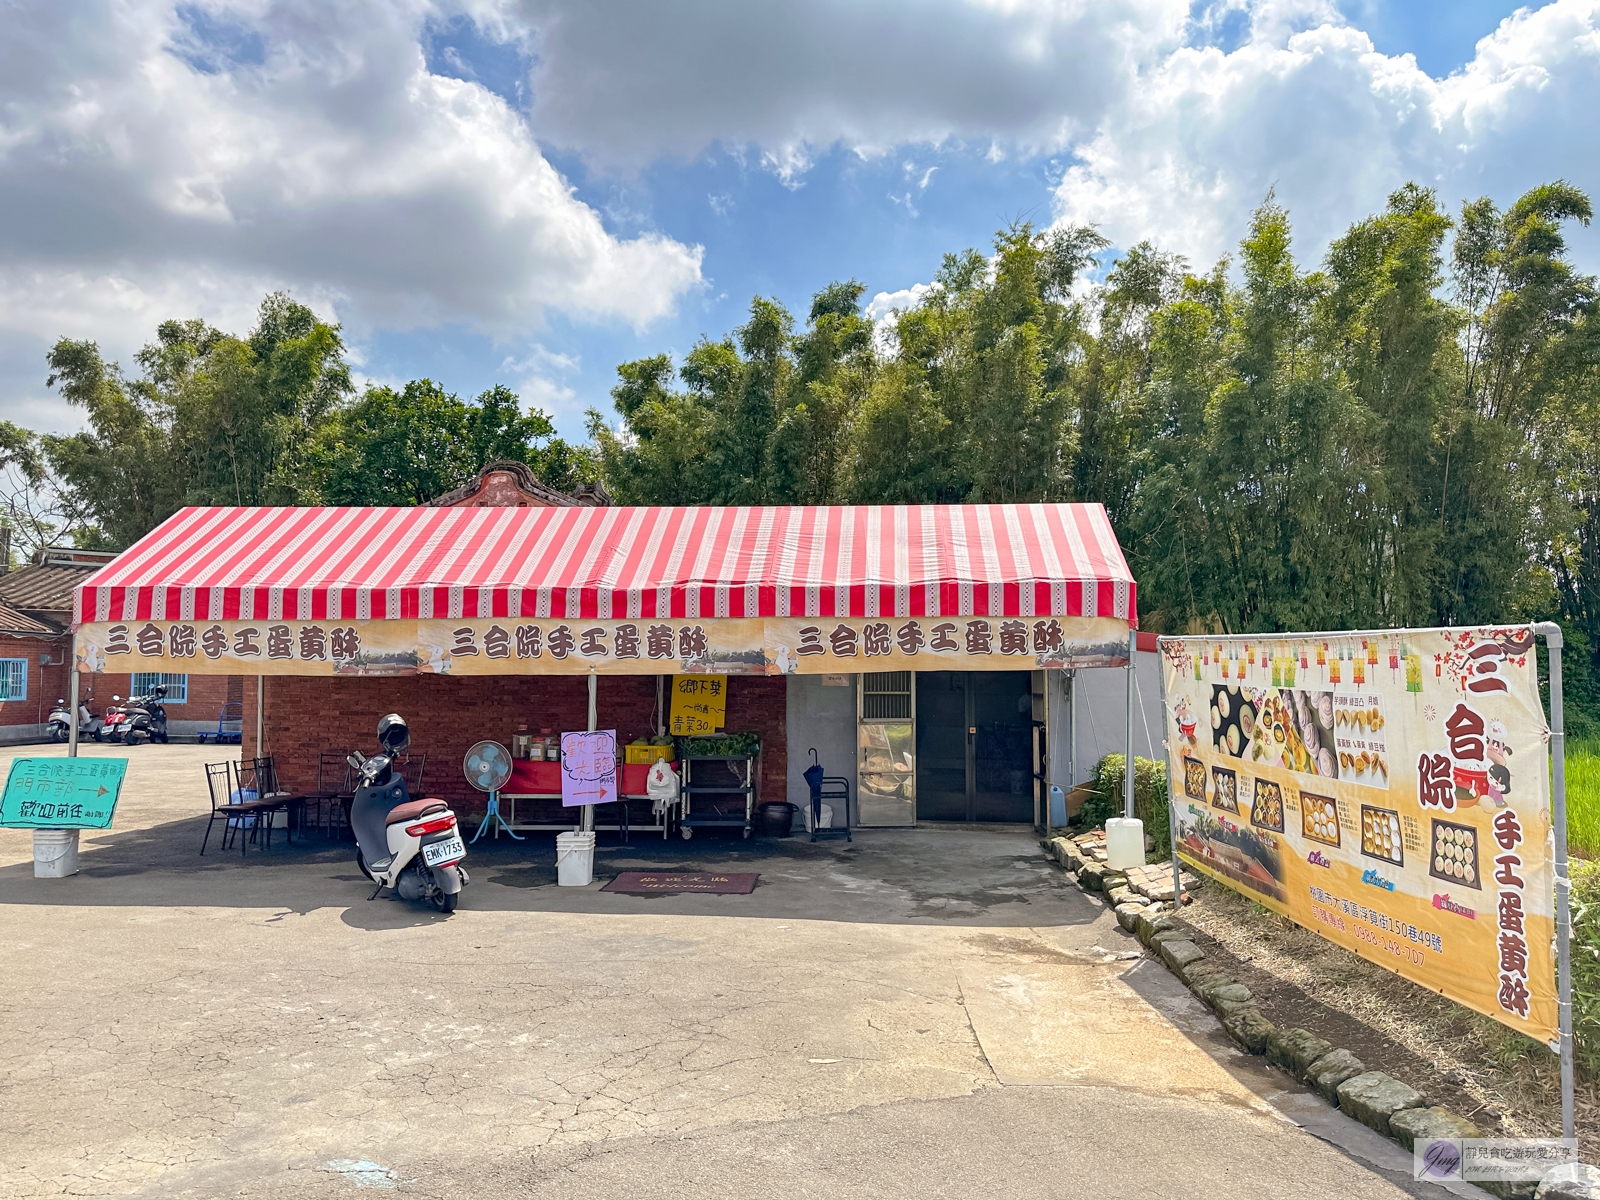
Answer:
[
  {"left": 34, "top": 829, "right": 81, "bottom": 878},
  {"left": 1105, "top": 817, "right": 1145, "bottom": 870},
  {"left": 556, "top": 831, "right": 596, "bottom": 886}
]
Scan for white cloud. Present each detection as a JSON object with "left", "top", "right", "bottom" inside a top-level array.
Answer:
[
  {"left": 510, "top": 0, "right": 1189, "bottom": 168},
  {"left": 865, "top": 283, "right": 938, "bottom": 323},
  {"left": 0, "top": 0, "right": 703, "bottom": 427},
  {"left": 1051, "top": 1, "right": 1600, "bottom": 268}
]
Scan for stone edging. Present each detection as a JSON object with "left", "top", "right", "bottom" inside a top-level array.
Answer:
[{"left": 1042, "top": 833, "right": 1597, "bottom": 1200}]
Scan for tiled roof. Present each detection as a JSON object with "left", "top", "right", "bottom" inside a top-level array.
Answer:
[
  {"left": 0, "top": 563, "right": 98, "bottom": 616},
  {"left": 0, "top": 599, "right": 60, "bottom": 637}
]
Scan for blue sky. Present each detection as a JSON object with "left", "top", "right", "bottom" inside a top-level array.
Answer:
[{"left": 4, "top": 0, "right": 1597, "bottom": 444}]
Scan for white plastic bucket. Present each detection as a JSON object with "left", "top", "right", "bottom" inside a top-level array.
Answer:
[
  {"left": 556, "top": 831, "right": 596, "bottom": 887},
  {"left": 34, "top": 829, "right": 80, "bottom": 878},
  {"left": 803, "top": 803, "right": 833, "bottom": 832},
  {"left": 1105, "top": 817, "right": 1145, "bottom": 870}
]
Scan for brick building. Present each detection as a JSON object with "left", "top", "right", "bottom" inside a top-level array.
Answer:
[
  {"left": 71, "top": 497, "right": 1140, "bottom": 833},
  {"left": 0, "top": 545, "right": 238, "bottom": 743}
]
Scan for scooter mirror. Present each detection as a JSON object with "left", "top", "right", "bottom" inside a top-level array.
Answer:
[
  {"left": 112, "top": 695, "right": 122, "bottom": 702},
  {"left": 346, "top": 753, "right": 364, "bottom": 772}
]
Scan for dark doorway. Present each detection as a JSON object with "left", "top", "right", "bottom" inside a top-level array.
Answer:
[{"left": 915, "top": 671, "right": 1034, "bottom": 822}]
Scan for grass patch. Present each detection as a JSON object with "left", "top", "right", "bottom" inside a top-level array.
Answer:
[{"left": 1567, "top": 736, "right": 1600, "bottom": 860}]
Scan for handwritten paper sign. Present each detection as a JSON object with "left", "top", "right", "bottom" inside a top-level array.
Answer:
[
  {"left": 560, "top": 730, "right": 617, "bottom": 808},
  {"left": 1, "top": 757, "right": 128, "bottom": 828},
  {"left": 670, "top": 676, "right": 726, "bottom": 735}
]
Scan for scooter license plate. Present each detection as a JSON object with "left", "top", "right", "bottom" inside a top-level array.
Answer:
[{"left": 423, "top": 836, "right": 464, "bottom": 866}]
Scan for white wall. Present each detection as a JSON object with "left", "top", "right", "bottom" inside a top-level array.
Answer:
[
  {"left": 785, "top": 674, "right": 858, "bottom": 826},
  {"left": 1046, "top": 648, "right": 1164, "bottom": 792}
]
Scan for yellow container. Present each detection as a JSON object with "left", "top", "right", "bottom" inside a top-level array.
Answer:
[{"left": 625, "top": 744, "right": 675, "bottom": 765}]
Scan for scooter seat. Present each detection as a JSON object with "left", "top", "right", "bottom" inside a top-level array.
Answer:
[{"left": 385, "top": 798, "right": 448, "bottom": 826}]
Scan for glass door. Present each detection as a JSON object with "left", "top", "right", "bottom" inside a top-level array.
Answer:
[
  {"left": 915, "top": 672, "right": 969, "bottom": 821},
  {"left": 857, "top": 672, "right": 915, "bottom": 826},
  {"left": 915, "top": 671, "right": 1034, "bottom": 822}
]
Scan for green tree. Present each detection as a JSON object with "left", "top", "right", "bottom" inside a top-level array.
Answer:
[{"left": 301, "top": 380, "right": 587, "bottom": 506}]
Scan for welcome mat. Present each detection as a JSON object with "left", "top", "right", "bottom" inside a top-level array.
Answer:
[{"left": 602, "top": 871, "right": 759, "bottom": 895}]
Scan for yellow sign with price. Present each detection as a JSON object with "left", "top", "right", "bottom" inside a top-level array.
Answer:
[{"left": 669, "top": 676, "right": 726, "bottom": 735}]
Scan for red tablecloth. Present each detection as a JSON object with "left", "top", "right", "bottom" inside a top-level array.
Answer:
[{"left": 504, "top": 760, "right": 657, "bottom": 796}]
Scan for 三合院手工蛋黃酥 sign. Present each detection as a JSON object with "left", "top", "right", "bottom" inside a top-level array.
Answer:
[{"left": 1, "top": 758, "right": 127, "bottom": 829}]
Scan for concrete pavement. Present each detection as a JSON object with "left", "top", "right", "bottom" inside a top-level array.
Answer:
[{"left": 0, "top": 744, "right": 1461, "bottom": 1198}]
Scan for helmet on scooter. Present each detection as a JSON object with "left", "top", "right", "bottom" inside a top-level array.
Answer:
[{"left": 377, "top": 713, "right": 410, "bottom": 753}]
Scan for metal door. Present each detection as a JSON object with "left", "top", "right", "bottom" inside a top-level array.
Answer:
[{"left": 915, "top": 671, "right": 1034, "bottom": 822}]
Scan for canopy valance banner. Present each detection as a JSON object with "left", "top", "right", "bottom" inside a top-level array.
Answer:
[
  {"left": 1158, "top": 627, "right": 1556, "bottom": 1043},
  {"left": 74, "top": 613, "right": 1134, "bottom": 676}
]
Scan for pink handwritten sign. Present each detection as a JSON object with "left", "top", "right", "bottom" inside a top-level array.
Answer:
[{"left": 560, "top": 729, "right": 617, "bottom": 808}]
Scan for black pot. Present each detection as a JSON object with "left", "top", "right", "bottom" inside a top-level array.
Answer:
[{"left": 756, "top": 802, "right": 797, "bottom": 838}]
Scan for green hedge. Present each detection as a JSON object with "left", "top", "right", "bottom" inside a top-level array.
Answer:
[{"left": 1079, "top": 753, "right": 1170, "bottom": 855}]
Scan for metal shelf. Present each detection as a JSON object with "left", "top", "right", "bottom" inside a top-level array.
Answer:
[{"left": 679, "top": 754, "right": 755, "bottom": 840}]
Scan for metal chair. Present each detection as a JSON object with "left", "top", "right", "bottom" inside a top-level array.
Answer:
[
  {"left": 310, "top": 752, "right": 354, "bottom": 838},
  {"left": 803, "top": 748, "right": 852, "bottom": 842},
  {"left": 201, "top": 761, "right": 278, "bottom": 855},
  {"left": 232, "top": 757, "right": 297, "bottom": 848},
  {"left": 397, "top": 752, "right": 427, "bottom": 796}
]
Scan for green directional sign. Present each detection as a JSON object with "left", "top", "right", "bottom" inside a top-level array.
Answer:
[{"left": 0, "top": 758, "right": 127, "bottom": 829}]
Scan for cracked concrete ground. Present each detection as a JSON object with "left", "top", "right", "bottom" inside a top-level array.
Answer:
[{"left": 1, "top": 744, "right": 1466, "bottom": 1198}]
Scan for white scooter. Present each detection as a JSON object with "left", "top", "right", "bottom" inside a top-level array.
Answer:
[
  {"left": 349, "top": 713, "right": 468, "bottom": 912},
  {"left": 47, "top": 699, "right": 102, "bottom": 742}
]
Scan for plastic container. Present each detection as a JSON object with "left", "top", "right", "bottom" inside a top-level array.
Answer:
[
  {"left": 1049, "top": 785, "right": 1067, "bottom": 827},
  {"left": 803, "top": 803, "right": 833, "bottom": 832},
  {"left": 556, "top": 831, "right": 596, "bottom": 886},
  {"left": 1105, "top": 817, "right": 1145, "bottom": 870},
  {"left": 34, "top": 829, "right": 80, "bottom": 878},
  {"left": 512, "top": 726, "right": 533, "bottom": 759},
  {"left": 625, "top": 744, "right": 674, "bottom": 765}
]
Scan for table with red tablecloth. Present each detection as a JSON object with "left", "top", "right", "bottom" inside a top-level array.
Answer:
[{"left": 496, "top": 760, "right": 675, "bottom": 838}]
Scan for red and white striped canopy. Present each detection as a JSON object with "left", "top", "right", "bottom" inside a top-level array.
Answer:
[{"left": 76, "top": 504, "right": 1137, "bottom": 626}]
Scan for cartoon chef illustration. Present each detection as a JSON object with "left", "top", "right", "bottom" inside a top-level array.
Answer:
[
  {"left": 1174, "top": 695, "right": 1198, "bottom": 747},
  {"left": 1483, "top": 718, "right": 1512, "bottom": 810}
]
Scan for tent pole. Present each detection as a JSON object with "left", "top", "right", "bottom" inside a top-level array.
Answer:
[
  {"left": 67, "top": 637, "right": 79, "bottom": 758},
  {"left": 1124, "top": 628, "right": 1136, "bottom": 820},
  {"left": 1536, "top": 621, "right": 1574, "bottom": 1140},
  {"left": 1159, "top": 638, "right": 1181, "bottom": 910},
  {"left": 582, "top": 671, "right": 597, "bottom": 834},
  {"left": 256, "top": 675, "right": 264, "bottom": 758}
]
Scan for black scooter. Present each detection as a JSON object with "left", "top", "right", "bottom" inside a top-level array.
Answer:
[{"left": 118, "top": 685, "right": 169, "bottom": 746}]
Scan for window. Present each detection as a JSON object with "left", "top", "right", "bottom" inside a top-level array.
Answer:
[
  {"left": 0, "top": 658, "right": 25, "bottom": 700},
  {"left": 131, "top": 672, "right": 187, "bottom": 704},
  {"left": 861, "top": 671, "right": 912, "bottom": 720}
]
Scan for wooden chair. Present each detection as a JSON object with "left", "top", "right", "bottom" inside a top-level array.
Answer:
[{"left": 200, "top": 761, "right": 279, "bottom": 855}]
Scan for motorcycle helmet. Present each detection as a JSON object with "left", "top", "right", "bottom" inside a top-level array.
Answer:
[
  {"left": 377, "top": 713, "right": 410, "bottom": 753},
  {"left": 153, "top": 684, "right": 168, "bottom": 697}
]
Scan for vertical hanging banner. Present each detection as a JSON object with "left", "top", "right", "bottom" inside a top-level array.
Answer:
[{"left": 1160, "top": 627, "right": 1556, "bottom": 1043}]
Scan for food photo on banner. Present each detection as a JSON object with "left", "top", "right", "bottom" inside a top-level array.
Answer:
[{"left": 1159, "top": 628, "right": 1556, "bottom": 1044}]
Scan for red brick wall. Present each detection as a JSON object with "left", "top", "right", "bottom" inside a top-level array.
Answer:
[
  {"left": 243, "top": 673, "right": 787, "bottom": 815},
  {"left": 0, "top": 633, "right": 70, "bottom": 729}
]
